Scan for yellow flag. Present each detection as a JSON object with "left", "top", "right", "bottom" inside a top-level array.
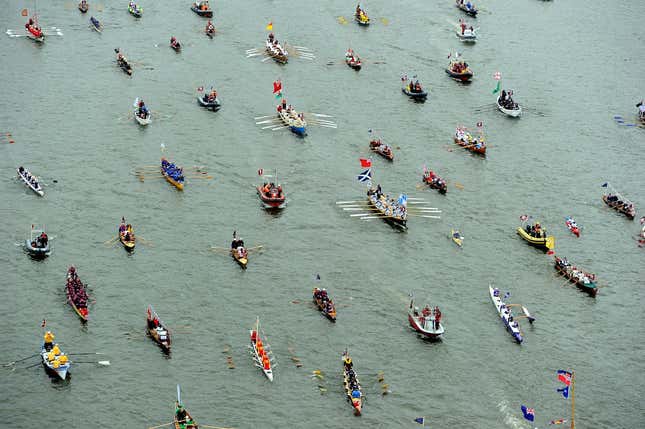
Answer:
[{"left": 266, "top": 22, "right": 273, "bottom": 31}]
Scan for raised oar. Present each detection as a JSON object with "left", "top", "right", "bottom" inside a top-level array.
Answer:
[
  {"left": 3, "top": 353, "right": 39, "bottom": 367},
  {"left": 254, "top": 115, "right": 275, "bottom": 120}
]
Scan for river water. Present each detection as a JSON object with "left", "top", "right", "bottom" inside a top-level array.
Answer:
[{"left": 1, "top": 0, "right": 643, "bottom": 428}]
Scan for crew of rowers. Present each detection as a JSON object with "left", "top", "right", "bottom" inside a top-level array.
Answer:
[
  {"left": 525, "top": 222, "right": 547, "bottom": 239},
  {"left": 368, "top": 185, "right": 407, "bottom": 220},
  {"left": 119, "top": 218, "right": 134, "bottom": 241},
  {"left": 67, "top": 267, "right": 89, "bottom": 316},
  {"left": 459, "top": 20, "right": 475, "bottom": 36},
  {"left": 277, "top": 99, "right": 305, "bottom": 122},
  {"left": 25, "top": 17, "right": 42, "bottom": 34},
  {"left": 343, "top": 355, "right": 362, "bottom": 401},
  {"left": 605, "top": 194, "right": 635, "bottom": 214},
  {"left": 250, "top": 329, "right": 271, "bottom": 370},
  {"left": 455, "top": 127, "right": 484, "bottom": 149},
  {"left": 369, "top": 139, "right": 393, "bottom": 157},
  {"left": 205, "top": 20, "right": 215, "bottom": 35},
  {"left": 161, "top": 159, "right": 185, "bottom": 182},
  {"left": 556, "top": 257, "right": 596, "bottom": 285},
  {"left": 492, "top": 288, "right": 521, "bottom": 330},
  {"left": 128, "top": 2, "right": 141, "bottom": 13},
  {"left": 31, "top": 231, "right": 49, "bottom": 249},
  {"left": 345, "top": 48, "right": 361, "bottom": 65},
  {"left": 195, "top": 1, "right": 210, "bottom": 11},
  {"left": 175, "top": 403, "right": 197, "bottom": 429},
  {"left": 170, "top": 36, "right": 180, "bottom": 49},
  {"left": 136, "top": 99, "right": 149, "bottom": 119},
  {"left": 202, "top": 88, "right": 218, "bottom": 103},
  {"left": 413, "top": 305, "right": 442, "bottom": 331},
  {"left": 260, "top": 182, "right": 283, "bottom": 198},
  {"left": 79, "top": 0, "right": 88, "bottom": 10},
  {"left": 314, "top": 288, "right": 335, "bottom": 315},
  {"left": 43, "top": 331, "right": 69, "bottom": 369},
  {"left": 355, "top": 4, "right": 369, "bottom": 21},
  {"left": 449, "top": 59, "right": 470, "bottom": 74},
  {"left": 115, "top": 48, "right": 129, "bottom": 65},
  {"left": 499, "top": 90, "right": 518, "bottom": 110},
  {"left": 18, "top": 166, "right": 41, "bottom": 189},
  {"left": 457, "top": 0, "right": 476, "bottom": 12},
  {"left": 266, "top": 33, "right": 287, "bottom": 56},
  {"left": 423, "top": 170, "right": 447, "bottom": 190},
  {"left": 231, "top": 236, "right": 247, "bottom": 258}
]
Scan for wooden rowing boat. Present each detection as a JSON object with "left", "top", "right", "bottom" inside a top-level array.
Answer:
[
  {"left": 354, "top": 10, "right": 370, "bottom": 26},
  {"left": 517, "top": 225, "right": 555, "bottom": 251},
  {"left": 345, "top": 50, "right": 362, "bottom": 70},
  {"left": 147, "top": 305, "right": 171, "bottom": 353},
  {"left": 366, "top": 187, "right": 407, "bottom": 230},
  {"left": 277, "top": 106, "right": 307, "bottom": 136},
  {"left": 422, "top": 170, "right": 447, "bottom": 194},
  {"left": 174, "top": 402, "right": 197, "bottom": 429},
  {"left": 313, "top": 288, "right": 336, "bottom": 322},
  {"left": 265, "top": 40, "right": 288, "bottom": 64},
  {"left": 17, "top": 167, "right": 44, "bottom": 196},
  {"left": 250, "top": 317, "right": 274, "bottom": 381},
  {"left": 230, "top": 248, "right": 248, "bottom": 268},
  {"left": 565, "top": 217, "right": 580, "bottom": 237},
  {"left": 602, "top": 194, "right": 635, "bottom": 220},
  {"left": 66, "top": 267, "right": 89, "bottom": 323},
  {"left": 342, "top": 350, "right": 363, "bottom": 415},
  {"left": 450, "top": 229, "right": 464, "bottom": 247},
  {"left": 369, "top": 139, "right": 394, "bottom": 161},
  {"left": 554, "top": 257, "right": 598, "bottom": 297},
  {"left": 454, "top": 128, "right": 486, "bottom": 155},
  {"left": 118, "top": 219, "right": 135, "bottom": 251}
]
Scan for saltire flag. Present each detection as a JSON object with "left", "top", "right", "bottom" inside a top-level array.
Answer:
[
  {"left": 41, "top": 319, "right": 46, "bottom": 328},
  {"left": 398, "top": 194, "right": 408, "bottom": 206},
  {"left": 493, "top": 71, "right": 502, "bottom": 81},
  {"left": 557, "top": 386, "right": 569, "bottom": 398},
  {"left": 357, "top": 168, "right": 372, "bottom": 183},
  {"left": 492, "top": 80, "right": 501, "bottom": 95},
  {"left": 273, "top": 80, "right": 282, "bottom": 99},
  {"left": 266, "top": 22, "right": 273, "bottom": 31},
  {"left": 549, "top": 419, "right": 567, "bottom": 425},
  {"left": 557, "top": 370, "right": 572, "bottom": 386},
  {"left": 521, "top": 405, "right": 535, "bottom": 422},
  {"left": 601, "top": 182, "right": 608, "bottom": 187},
  {"left": 519, "top": 214, "right": 528, "bottom": 221},
  {"left": 359, "top": 158, "right": 372, "bottom": 168},
  {"left": 413, "top": 417, "right": 425, "bottom": 425}
]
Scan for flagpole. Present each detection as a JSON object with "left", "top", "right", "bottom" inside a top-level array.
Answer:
[{"left": 570, "top": 370, "right": 575, "bottom": 429}]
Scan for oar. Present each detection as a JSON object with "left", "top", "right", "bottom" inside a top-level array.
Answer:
[
  {"left": 200, "top": 425, "right": 236, "bottom": 429},
  {"left": 147, "top": 422, "right": 173, "bottom": 429},
  {"left": 74, "top": 360, "right": 110, "bottom": 365},
  {"left": 103, "top": 237, "right": 119, "bottom": 245},
  {"left": 3, "top": 353, "right": 39, "bottom": 367},
  {"left": 68, "top": 352, "right": 105, "bottom": 356}
]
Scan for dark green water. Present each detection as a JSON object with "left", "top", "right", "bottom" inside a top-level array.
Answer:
[{"left": 1, "top": 0, "right": 643, "bottom": 428}]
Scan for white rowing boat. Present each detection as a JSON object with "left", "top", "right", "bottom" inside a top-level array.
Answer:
[
  {"left": 249, "top": 317, "right": 274, "bottom": 381},
  {"left": 489, "top": 286, "right": 534, "bottom": 343},
  {"left": 496, "top": 96, "right": 522, "bottom": 117},
  {"left": 134, "top": 109, "right": 152, "bottom": 126},
  {"left": 17, "top": 167, "right": 44, "bottom": 196},
  {"left": 41, "top": 342, "right": 70, "bottom": 380}
]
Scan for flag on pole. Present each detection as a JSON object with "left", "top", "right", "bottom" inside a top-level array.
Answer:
[
  {"left": 273, "top": 80, "right": 282, "bottom": 99},
  {"left": 549, "top": 419, "right": 567, "bottom": 425},
  {"left": 521, "top": 405, "right": 535, "bottom": 422},
  {"left": 413, "top": 417, "right": 425, "bottom": 425},
  {"left": 492, "top": 80, "right": 501, "bottom": 94},
  {"left": 357, "top": 168, "right": 372, "bottom": 183},
  {"left": 557, "top": 370, "right": 572, "bottom": 386},
  {"left": 557, "top": 386, "right": 569, "bottom": 398},
  {"left": 197, "top": 86, "right": 204, "bottom": 92},
  {"left": 359, "top": 158, "right": 372, "bottom": 168},
  {"left": 266, "top": 22, "right": 273, "bottom": 31},
  {"left": 21, "top": 8, "right": 28, "bottom": 16},
  {"left": 41, "top": 319, "right": 46, "bottom": 328},
  {"left": 493, "top": 71, "right": 502, "bottom": 80},
  {"left": 476, "top": 121, "right": 483, "bottom": 128}
]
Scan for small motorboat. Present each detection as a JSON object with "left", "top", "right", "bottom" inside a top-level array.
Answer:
[
  {"left": 456, "top": 23, "right": 477, "bottom": 42},
  {"left": 517, "top": 222, "right": 555, "bottom": 252},
  {"left": 450, "top": 229, "right": 464, "bottom": 247},
  {"left": 78, "top": 1, "right": 89, "bottom": 13},
  {"left": 489, "top": 286, "right": 534, "bottom": 344},
  {"left": 89, "top": 16, "right": 103, "bottom": 33},
  {"left": 345, "top": 49, "right": 362, "bottom": 71},
  {"left": 115, "top": 48, "right": 132, "bottom": 75},
  {"left": 41, "top": 335, "right": 71, "bottom": 380},
  {"left": 446, "top": 58, "right": 473, "bottom": 82},
  {"left": 118, "top": 217, "right": 135, "bottom": 251},
  {"left": 161, "top": 158, "right": 184, "bottom": 190},
  {"left": 66, "top": 266, "right": 90, "bottom": 323},
  {"left": 257, "top": 180, "right": 286, "bottom": 209},
  {"left": 196, "top": 87, "right": 221, "bottom": 111},
  {"left": 170, "top": 37, "right": 181, "bottom": 52},
  {"left": 422, "top": 170, "right": 447, "bottom": 194},
  {"left": 408, "top": 296, "right": 444, "bottom": 339},
  {"left": 313, "top": 287, "right": 337, "bottom": 322},
  {"left": 191, "top": 1, "right": 213, "bottom": 17},
  {"left": 342, "top": 351, "right": 363, "bottom": 415},
  {"left": 602, "top": 192, "right": 636, "bottom": 220},
  {"left": 369, "top": 139, "right": 394, "bottom": 161},
  {"left": 17, "top": 166, "right": 44, "bottom": 196},
  {"left": 565, "top": 217, "right": 581, "bottom": 237},
  {"left": 554, "top": 257, "right": 598, "bottom": 297},
  {"left": 249, "top": 317, "right": 274, "bottom": 381},
  {"left": 401, "top": 77, "right": 428, "bottom": 101},
  {"left": 456, "top": 0, "right": 478, "bottom": 17},
  {"left": 128, "top": 2, "right": 142, "bottom": 18},
  {"left": 146, "top": 305, "right": 171, "bottom": 353},
  {"left": 25, "top": 225, "right": 51, "bottom": 258},
  {"left": 496, "top": 90, "right": 522, "bottom": 117}
]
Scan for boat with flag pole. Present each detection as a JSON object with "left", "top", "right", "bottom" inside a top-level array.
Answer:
[
  {"left": 174, "top": 385, "right": 198, "bottom": 429},
  {"left": 517, "top": 215, "right": 555, "bottom": 252},
  {"left": 489, "top": 285, "right": 534, "bottom": 343},
  {"left": 246, "top": 27, "right": 315, "bottom": 64},
  {"left": 601, "top": 182, "right": 635, "bottom": 219},
  {"left": 408, "top": 294, "right": 444, "bottom": 339},
  {"left": 454, "top": 124, "right": 486, "bottom": 155},
  {"left": 25, "top": 224, "right": 51, "bottom": 258},
  {"left": 446, "top": 53, "right": 473, "bottom": 82},
  {"left": 342, "top": 349, "right": 363, "bottom": 415},
  {"left": 313, "top": 287, "right": 337, "bottom": 322},
  {"left": 257, "top": 169, "right": 286, "bottom": 209},
  {"left": 249, "top": 317, "right": 274, "bottom": 381},
  {"left": 146, "top": 305, "right": 171, "bottom": 353},
  {"left": 25, "top": 10, "right": 45, "bottom": 42},
  {"left": 160, "top": 158, "right": 185, "bottom": 190},
  {"left": 41, "top": 331, "right": 71, "bottom": 380}
]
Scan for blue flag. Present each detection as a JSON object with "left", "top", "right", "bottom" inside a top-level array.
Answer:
[
  {"left": 601, "top": 182, "right": 608, "bottom": 187},
  {"left": 557, "top": 386, "right": 569, "bottom": 398},
  {"left": 414, "top": 417, "right": 425, "bottom": 425},
  {"left": 521, "top": 405, "right": 535, "bottom": 422},
  {"left": 357, "top": 168, "right": 372, "bottom": 183}
]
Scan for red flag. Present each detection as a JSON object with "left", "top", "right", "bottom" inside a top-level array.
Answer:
[
  {"left": 273, "top": 80, "right": 282, "bottom": 94},
  {"left": 359, "top": 158, "right": 371, "bottom": 168},
  {"left": 41, "top": 319, "right": 46, "bottom": 327}
]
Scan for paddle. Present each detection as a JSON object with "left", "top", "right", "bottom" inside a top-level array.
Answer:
[{"left": 3, "top": 353, "right": 39, "bottom": 367}]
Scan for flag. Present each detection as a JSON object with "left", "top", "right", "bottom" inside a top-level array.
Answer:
[
  {"left": 492, "top": 80, "right": 501, "bottom": 94},
  {"left": 493, "top": 71, "right": 502, "bottom": 80},
  {"left": 273, "top": 80, "right": 282, "bottom": 99},
  {"left": 414, "top": 417, "right": 425, "bottom": 425},
  {"left": 519, "top": 214, "right": 528, "bottom": 221},
  {"left": 521, "top": 405, "right": 535, "bottom": 422},
  {"left": 398, "top": 194, "right": 408, "bottom": 206},
  {"left": 601, "top": 182, "right": 608, "bottom": 187},
  {"left": 357, "top": 168, "right": 372, "bottom": 183},
  {"left": 503, "top": 291, "right": 511, "bottom": 299},
  {"left": 368, "top": 129, "right": 372, "bottom": 134},
  {"left": 359, "top": 158, "right": 372, "bottom": 168},
  {"left": 266, "top": 22, "right": 273, "bottom": 31},
  {"left": 557, "top": 386, "right": 569, "bottom": 398},
  {"left": 549, "top": 419, "right": 567, "bottom": 425},
  {"left": 557, "top": 370, "right": 572, "bottom": 386},
  {"left": 41, "top": 319, "right": 46, "bottom": 328}
]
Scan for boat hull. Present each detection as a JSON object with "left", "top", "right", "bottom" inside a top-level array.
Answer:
[
  {"left": 402, "top": 88, "right": 428, "bottom": 100},
  {"left": 407, "top": 314, "right": 444, "bottom": 338},
  {"left": 445, "top": 69, "right": 473, "bottom": 82},
  {"left": 313, "top": 289, "right": 337, "bottom": 322},
  {"left": 278, "top": 111, "right": 306, "bottom": 136},
  {"left": 456, "top": 32, "right": 477, "bottom": 42},
  {"left": 602, "top": 195, "right": 635, "bottom": 219},
  {"left": 496, "top": 97, "right": 522, "bottom": 117},
  {"left": 516, "top": 227, "right": 554, "bottom": 251},
  {"left": 450, "top": 229, "right": 464, "bottom": 247},
  {"left": 119, "top": 236, "right": 135, "bottom": 251},
  {"left": 134, "top": 110, "right": 151, "bottom": 126},
  {"left": 41, "top": 347, "right": 70, "bottom": 380},
  {"left": 453, "top": 137, "right": 486, "bottom": 155},
  {"left": 554, "top": 260, "right": 598, "bottom": 297},
  {"left": 160, "top": 161, "right": 184, "bottom": 191},
  {"left": 257, "top": 187, "right": 286, "bottom": 208},
  {"left": 366, "top": 193, "right": 407, "bottom": 230},
  {"left": 191, "top": 6, "right": 213, "bottom": 17},
  {"left": 17, "top": 169, "right": 45, "bottom": 196},
  {"left": 231, "top": 250, "right": 248, "bottom": 268},
  {"left": 25, "top": 240, "right": 51, "bottom": 258}
]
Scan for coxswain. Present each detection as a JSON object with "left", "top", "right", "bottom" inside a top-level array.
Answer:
[
  {"left": 281, "top": 99, "right": 287, "bottom": 110},
  {"left": 205, "top": 20, "right": 215, "bottom": 33},
  {"left": 460, "top": 20, "right": 466, "bottom": 35},
  {"left": 176, "top": 403, "right": 187, "bottom": 423},
  {"left": 343, "top": 356, "right": 352, "bottom": 370},
  {"left": 39, "top": 232, "right": 48, "bottom": 247},
  {"left": 44, "top": 331, "right": 55, "bottom": 351}
]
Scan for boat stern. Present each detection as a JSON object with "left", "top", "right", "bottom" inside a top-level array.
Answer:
[{"left": 290, "top": 125, "right": 306, "bottom": 136}]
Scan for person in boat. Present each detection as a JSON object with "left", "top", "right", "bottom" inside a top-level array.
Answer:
[
  {"left": 39, "top": 232, "right": 48, "bottom": 247},
  {"left": 343, "top": 356, "right": 353, "bottom": 370},
  {"left": 356, "top": 4, "right": 362, "bottom": 15},
  {"left": 207, "top": 89, "right": 217, "bottom": 102},
  {"left": 44, "top": 331, "right": 55, "bottom": 351},
  {"left": 176, "top": 403, "right": 187, "bottom": 424},
  {"left": 170, "top": 37, "right": 178, "bottom": 47},
  {"left": 268, "top": 32, "right": 275, "bottom": 43},
  {"left": 206, "top": 20, "right": 215, "bottom": 33}
]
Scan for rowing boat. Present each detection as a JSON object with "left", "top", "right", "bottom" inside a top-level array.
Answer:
[
  {"left": 147, "top": 305, "right": 171, "bottom": 353},
  {"left": 345, "top": 49, "right": 362, "bottom": 70},
  {"left": 66, "top": 266, "right": 89, "bottom": 323},
  {"left": 250, "top": 317, "right": 274, "bottom": 381},
  {"left": 265, "top": 39, "right": 288, "bottom": 64},
  {"left": 17, "top": 166, "right": 44, "bottom": 196},
  {"left": 90, "top": 16, "right": 102, "bottom": 32},
  {"left": 25, "top": 225, "right": 51, "bottom": 258},
  {"left": 565, "top": 217, "right": 580, "bottom": 237},
  {"left": 128, "top": 2, "right": 142, "bottom": 18},
  {"left": 354, "top": 9, "right": 370, "bottom": 26},
  {"left": 230, "top": 248, "right": 248, "bottom": 268},
  {"left": 554, "top": 257, "right": 598, "bottom": 297},
  {"left": 489, "top": 286, "right": 532, "bottom": 344},
  {"left": 277, "top": 106, "right": 307, "bottom": 136},
  {"left": 369, "top": 139, "right": 394, "bottom": 161},
  {"left": 342, "top": 350, "right": 363, "bottom": 415},
  {"left": 78, "top": 1, "right": 89, "bottom": 13},
  {"left": 115, "top": 49, "right": 133, "bottom": 75},
  {"left": 41, "top": 341, "right": 70, "bottom": 380},
  {"left": 118, "top": 218, "right": 135, "bottom": 251},
  {"left": 517, "top": 225, "right": 555, "bottom": 251},
  {"left": 450, "top": 229, "right": 464, "bottom": 247},
  {"left": 313, "top": 287, "right": 336, "bottom": 322},
  {"left": 456, "top": 0, "right": 478, "bottom": 17},
  {"left": 496, "top": 95, "right": 522, "bottom": 117},
  {"left": 25, "top": 21, "right": 44, "bottom": 42},
  {"left": 191, "top": 1, "right": 213, "bottom": 17},
  {"left": 367, "top": 187, "right": 407, "bottom": 230},
  {"left": 170, "top": 39, "right": 181, "bottom": 52},
  {"left": 454, "top": 128, "right": 486, "bottom": 155},
  {"left": 134, "top": 108, "right": 151, "bottom": 126},
  {"left": 602, "top": 194, "right": 635, "bottom": 220},
  {"left": 422, "top": 170, "right": 447, "bottom": 194},
  {"left": 408, "top": 296, "right": 444, "bottom": 339},
  {"left": 160, "top": 158, "right": 184, "bottom": 191}
]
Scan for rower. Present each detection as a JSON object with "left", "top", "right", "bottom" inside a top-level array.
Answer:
[
  {"left": 343, "top": 356, "right": 352, "bottom": 370},
  {"left": 176, "top": 403, "right": 187, "bottom": 423},
  {"left": 44, "top": 331, "right": 55, "bottom": 351}
]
